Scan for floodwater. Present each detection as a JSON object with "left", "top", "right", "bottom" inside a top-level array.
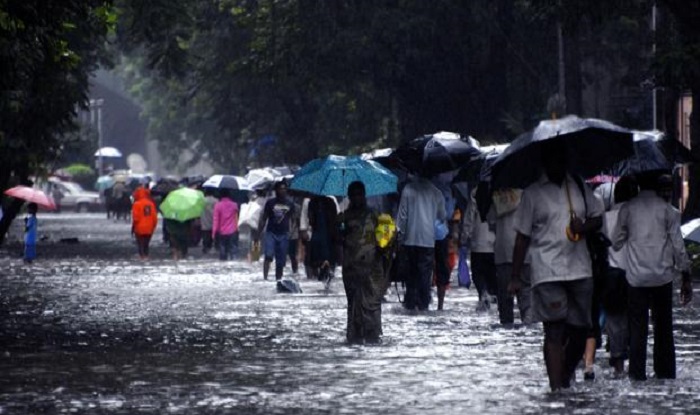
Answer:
[{"left": 0, "top": 214, "right": 698, "bottom": 414}]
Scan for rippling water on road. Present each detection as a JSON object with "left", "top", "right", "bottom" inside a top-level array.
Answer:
[{"left": 0, "top": 214, "right": 698, "bottom": 414}]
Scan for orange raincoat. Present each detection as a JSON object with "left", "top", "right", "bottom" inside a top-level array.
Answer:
[{"left": 132, "top": 187, "right": 158, "bottom": 236}]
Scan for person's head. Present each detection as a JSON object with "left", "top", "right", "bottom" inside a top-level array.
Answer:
[
  {"left": 220, "top": 189, "right": 231, "bottom": 199},
  {"left": 541, "top": 139, "right": 568, "bottom": 184},
  {"left": 27, "top": 203, "right": 38, "bottom": 214},
  {"left": 636, "top": 171, "right": 659, "bottom": 191},
  {"left": 613, "top": 175, "right": 638, "bottom": 204},
  {"left": 274, "top": 181, "right": 288, "bottom": 199},
  {"left": 656, "top": 174, "right": 673, "bottom": 202},
  {"left": 348, "top": 181, "right": 366, "bottom": 208}
]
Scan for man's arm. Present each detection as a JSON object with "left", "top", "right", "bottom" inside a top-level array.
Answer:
[
  {"left": 396, "top": 190, "right": 409, "bottom": 243},
  {"left": 611, "top": 205, "right": 629, "bottom": 251},
  {"left": 509, "top": 232, "right": 531, "bottom": 294},
  {"left": 256, "top": 203, "right": 269, "bottom": 240}
]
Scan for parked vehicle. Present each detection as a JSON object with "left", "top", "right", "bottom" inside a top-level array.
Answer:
[{"left": 46, "top": 178, "right": 103, "bottom": 212}]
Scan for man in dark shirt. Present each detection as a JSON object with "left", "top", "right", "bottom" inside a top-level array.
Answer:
[{"left": 258, "top": 181, "right": 295, "bottom": 280}]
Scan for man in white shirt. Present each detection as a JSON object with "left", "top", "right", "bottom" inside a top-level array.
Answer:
[
  {"left": 397, "top": 176, "right": 446, "bottom": 311},
  {"left": 510, "top": 140, "right": 603, "bottom": 391},
  {"left": 612, "top": 173, "right": 693, "bottom": 381}
]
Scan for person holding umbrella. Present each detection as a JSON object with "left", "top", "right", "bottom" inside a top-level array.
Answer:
[
  {"left": 611, "top": 172, "right": 692, "bottom": 381},
  {"left": 510, "top": 140, "right": 604, "bottom": 391},
  {"left": 212, "top": 189, "right": 240, "bottom": 260},
  {"left": 23, "top": 203, "right": 38, "bottom": 263},
  {"left": 342, "top": 181, "right": 387, "bottom": 344},
  {"left": 397, "top": 174, "right": 446, "bottom": 312}
]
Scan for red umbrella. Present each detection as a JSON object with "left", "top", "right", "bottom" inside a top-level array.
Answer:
[{"left": 4, "top": 186, "right": 56, "bottom": 210}]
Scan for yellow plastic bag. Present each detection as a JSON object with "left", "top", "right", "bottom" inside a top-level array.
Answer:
[{"left": 375, "top": 214, "right": 396, "bottom": 248}]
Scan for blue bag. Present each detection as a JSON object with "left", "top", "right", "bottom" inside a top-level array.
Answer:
[{"left": 458, "top": 246, "right": 471, "bottom": 288}]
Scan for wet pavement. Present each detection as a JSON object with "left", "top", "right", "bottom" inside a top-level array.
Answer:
[{"left": 0, "top": 214, "right": 699, "bottom": 414}]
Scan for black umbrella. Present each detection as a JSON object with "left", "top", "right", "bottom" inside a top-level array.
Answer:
[
  {"left": 655, "top": 134, "right": 696, "bottom": 165},
  {"left": 453, "top": 145, "right": 507, "bottom": 187},
  {"left": 490, "top": 115, "right": 634, "bottom": 190},
  {"left": 393, "top": 131, "right": 482, "bottom": 176},
  {"left": 612, "top": 131, "right": 672, "bottom": 176}
]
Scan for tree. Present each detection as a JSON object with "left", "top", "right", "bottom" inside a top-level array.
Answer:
[{"left": 0, "top": 1, "right": 115, "bottom": 244}]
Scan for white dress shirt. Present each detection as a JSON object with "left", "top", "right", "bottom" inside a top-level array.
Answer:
[
  {"left": 612, "top": 190, "right": 690, "bottom": 287},
  {"left": 515, "top": 174, "right": 604, "bottom": 287},
  {"left": 603, "top": 204, "right": 626, "bottom": 270}
]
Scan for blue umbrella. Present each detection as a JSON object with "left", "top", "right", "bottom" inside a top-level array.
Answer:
[{"left": 290, "top": 155, "right": 398, "bottom": 197}]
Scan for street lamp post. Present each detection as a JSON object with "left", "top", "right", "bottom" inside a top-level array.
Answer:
[{"left": 89, "top": 98, "right": 105, "bottom": 176}]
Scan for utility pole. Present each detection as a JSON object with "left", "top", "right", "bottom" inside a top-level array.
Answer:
[
  {"left": 89, "top": 99, "right": 105, "bottom": 176},
  {"left": 652, "top": 3, "right": 658, "bottom": 130}
]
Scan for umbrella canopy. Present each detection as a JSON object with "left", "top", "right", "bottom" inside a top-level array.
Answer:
[
  {"left": 681, "top": 218, "right": 700, "bottom": 244},
  {"left": 246, "top": 168, "right": 278, "bottom": 190},
  {"left": 151, "top": 179, "right": 180, "bottom": 197},
  {"left": 94, "top": 147, "right": 123, "bottom": 157},
  {"left": 393, "top": 131, "right": 482, "bottom": 176},
  {"left": 159, "top": 188, "right": 206, "bottom": 222},
  {"left": 490, "top": 115, "right": 634, "bottom": 189},
  {"left": 612, "top": 131, "right": 672, "bottom": 176},
  {"left": 95, "top": 175, "right": 115, "bottom": 191},
  {"left": 4, "top": 186, "right": 56, "bottom": 210},
  {"left": 290, "top": 155, "right": 398, "bottom": 197},
  {"left": 202, "top": 175, "right": 250, "bottom": 191},
  {"left": 453, "top": 145, "right": 507, "bottom": 187}
]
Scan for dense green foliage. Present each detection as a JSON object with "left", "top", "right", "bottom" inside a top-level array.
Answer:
[
  {"left": 114, "top": 0, "right": 659, "bottom": 172},
  {"left": 0, "top": 0, "right": 114, "bottom": 242}
]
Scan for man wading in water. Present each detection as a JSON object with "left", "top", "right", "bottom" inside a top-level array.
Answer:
[{"left": 510, "top": 140, "right": 603, "bottom": 391}]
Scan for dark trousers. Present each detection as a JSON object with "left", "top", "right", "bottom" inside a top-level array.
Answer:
[
  {"left": 628, "top": 282, "right": 676, "bottom": 380},
  {"left": 403, "top": 246, "right": 435, "bottom": 311},
  {"left": 218, "top": 233, "right": 239, "bottom": 260},
  {"left": 434, "top": 239, "right": 450, "bottom": 287},
  {"left": 496, "top": 264, "right": 532, "bottom": 325},
  {"left": 136, "top": 235, "right": 152, "bottom": 257},
  {"left": 471, "top": 252, "right": 497, "bottom": 299},
  {"left": 288, "top": 238, "right": 299, "bottom": 273},
  {"left": 202, "top": 231, "right": 213, "bottom": 253}
]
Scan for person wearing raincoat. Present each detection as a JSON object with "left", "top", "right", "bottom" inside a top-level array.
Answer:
[
  {"left": 131, "top": 187, "right": 158, "bottom": 260},
  {"left": 341, "top": 181, "right": 388, "bottom": 344}
]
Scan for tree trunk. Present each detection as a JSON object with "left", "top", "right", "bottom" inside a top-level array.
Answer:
[{"left": 0, "top": 166, "right": 30, "bottom": 246}]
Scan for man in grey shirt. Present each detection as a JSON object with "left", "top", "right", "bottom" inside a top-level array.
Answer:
[
  {"left": 612, "top": 173, "right": 692, "bottom": 381},
  {"left": 397, "top": 175, "right": 446, "bottom": 311}
]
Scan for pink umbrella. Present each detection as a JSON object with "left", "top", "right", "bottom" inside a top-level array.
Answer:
[{"left": 4, "top": 186, "right": 56, "bottom": 210}]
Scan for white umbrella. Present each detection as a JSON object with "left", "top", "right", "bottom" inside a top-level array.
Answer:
[
  {"left": 681, "top": 218, "right": 700, "bottom": 244},
  {"left": 245, "top": 169, "right": 277, "bottom": 190},
  {"left": 202, "top": 175, "right": 250, "bottom": 190},
  {"left": 94, "top": 147, "right": 123, "bottom": 157}
]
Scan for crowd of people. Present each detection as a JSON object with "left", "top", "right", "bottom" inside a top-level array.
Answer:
[{"left": 19, "top": 138, "right": 695, "bottom": 391}]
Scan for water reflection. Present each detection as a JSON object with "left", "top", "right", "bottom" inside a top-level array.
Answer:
[{"left": 0, "top": 214, "right": 698, "bottom": 414}]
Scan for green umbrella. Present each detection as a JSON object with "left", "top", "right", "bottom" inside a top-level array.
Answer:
[{"left": 160, "top": 188, "right": 206, "bottom": 222}]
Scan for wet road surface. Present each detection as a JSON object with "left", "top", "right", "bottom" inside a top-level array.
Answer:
[{"left": 0, "top": 214, "right": 699, "bottom": 414}]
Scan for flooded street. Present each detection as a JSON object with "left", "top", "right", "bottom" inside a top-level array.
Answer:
[{"left": 1, "top": 214, "right": 699, "bottom": 414}]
